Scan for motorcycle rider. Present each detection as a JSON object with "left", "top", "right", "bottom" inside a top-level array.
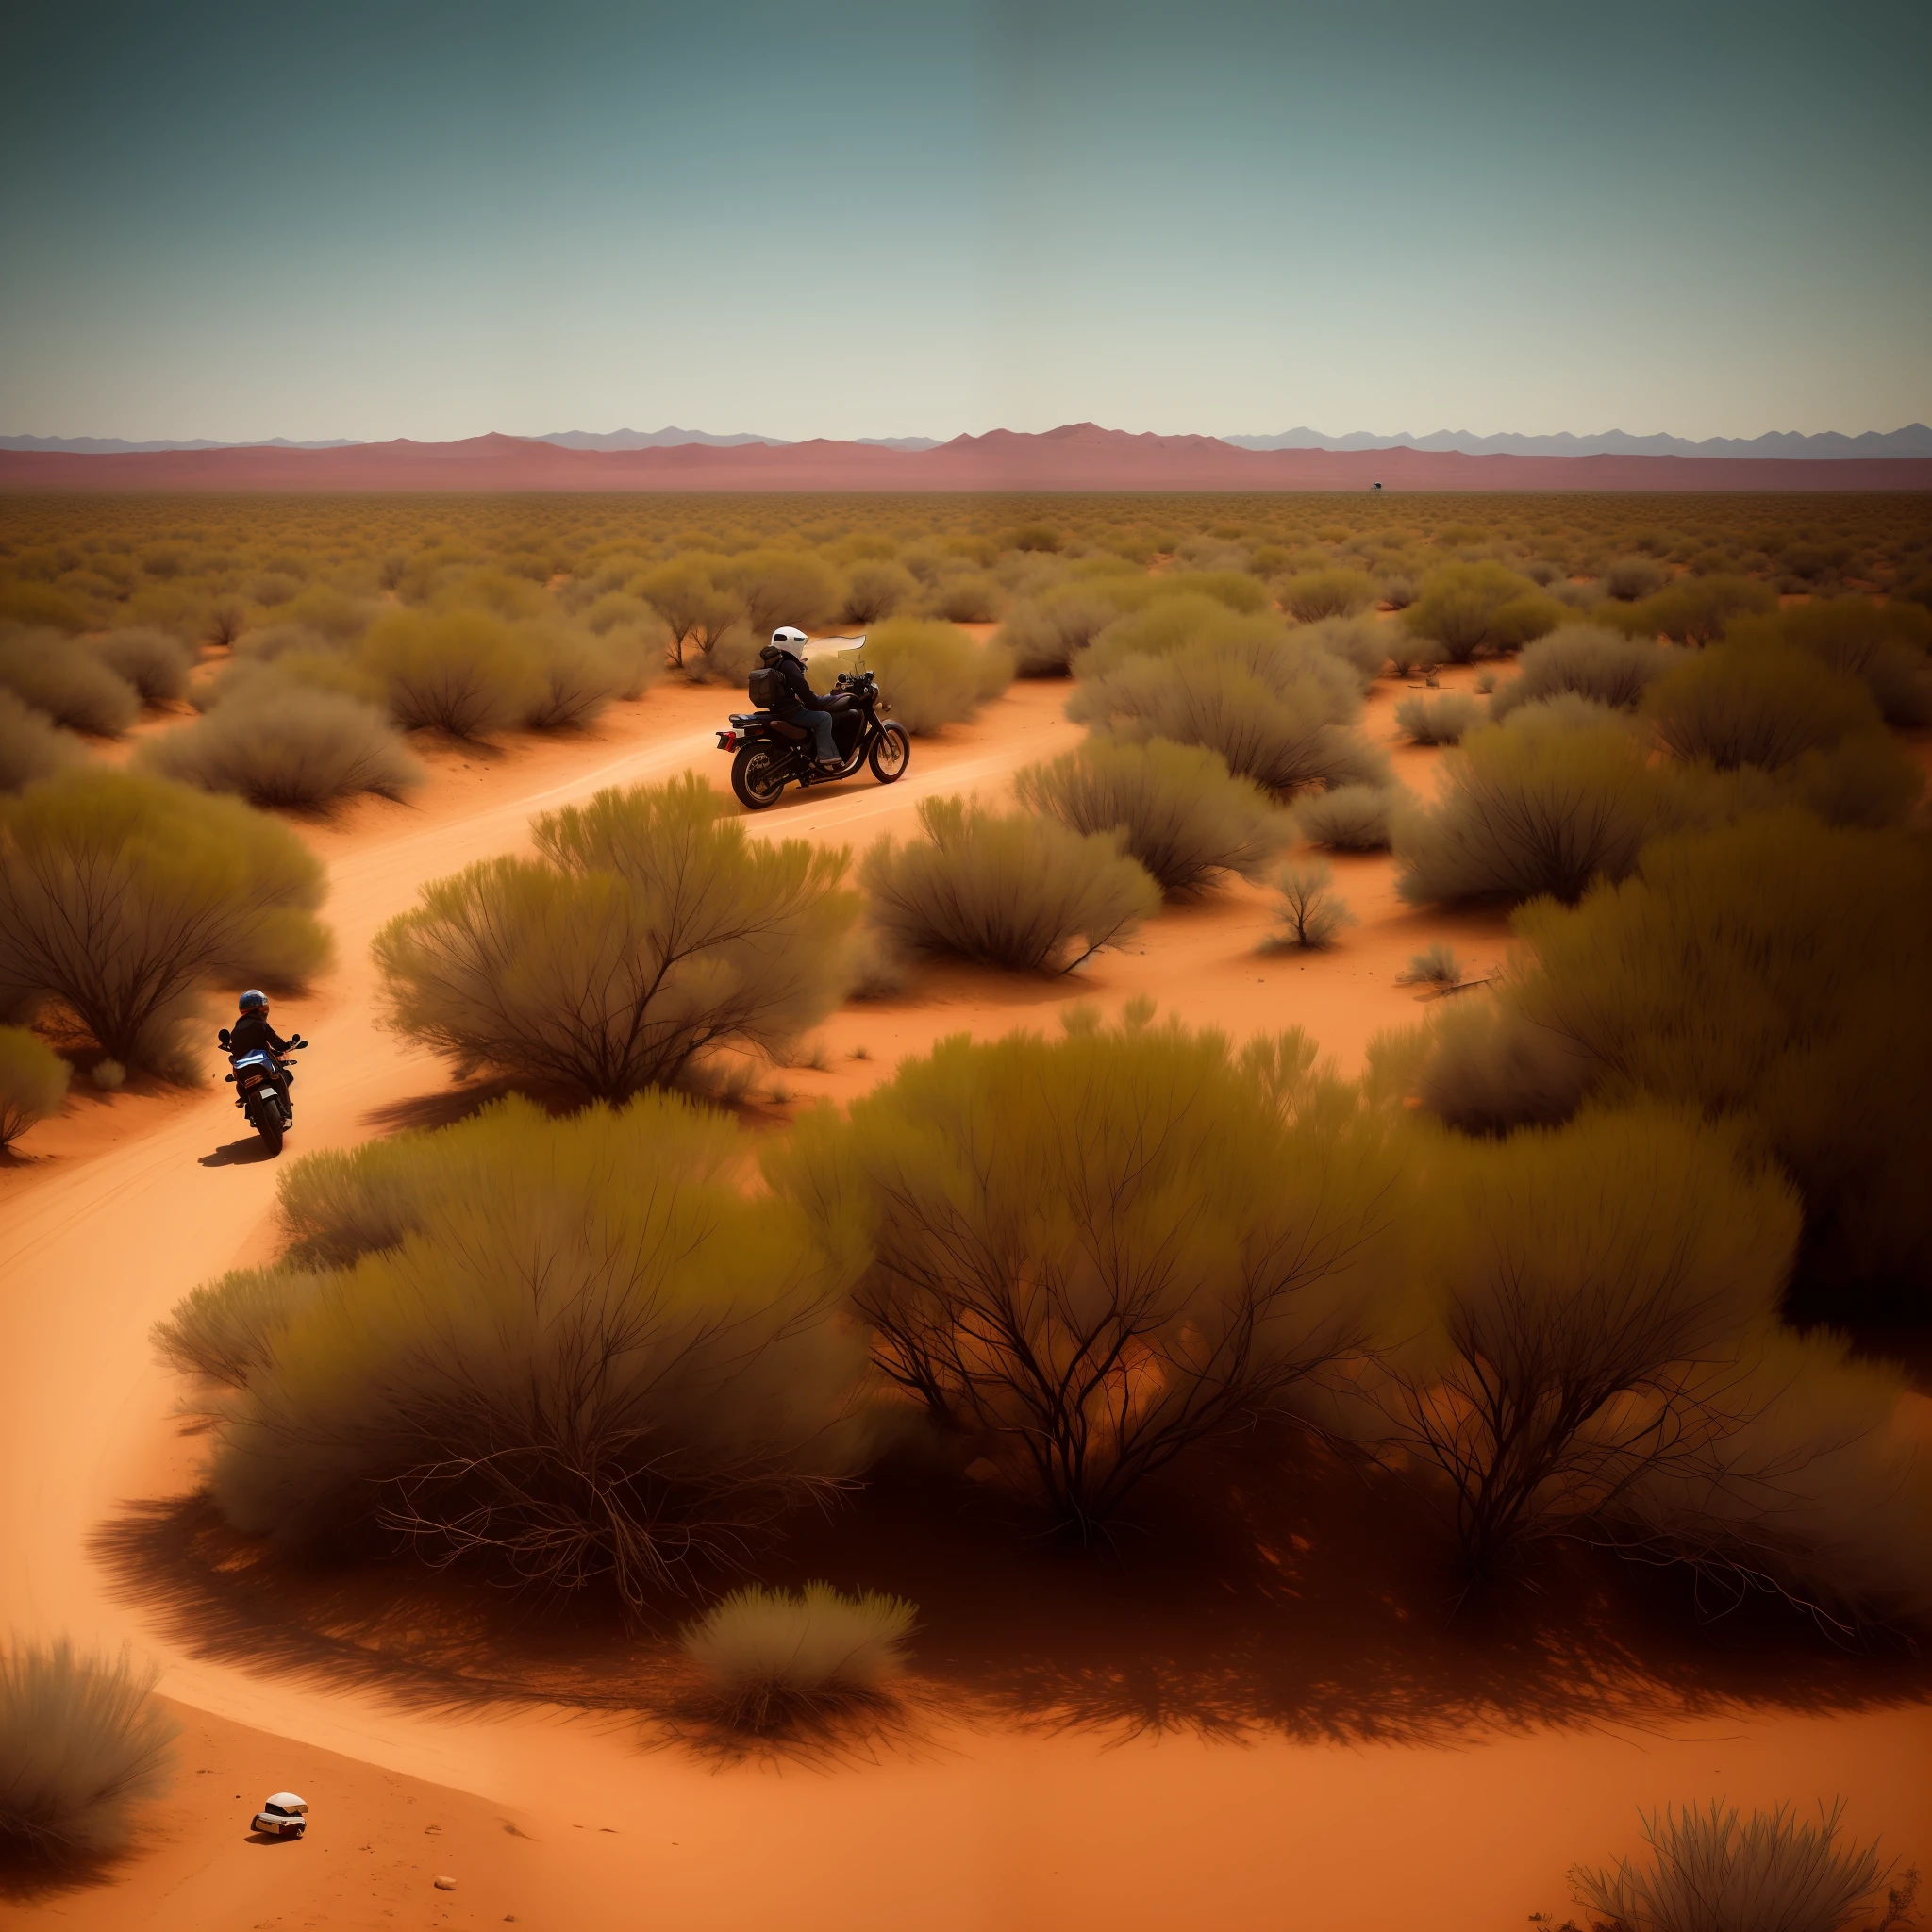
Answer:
[
  {"left": 758, "top": 626, "right": 841, "bottom": 769},
  {"left": 223, "top": 990, "right": 298, "bottom": 1092}
]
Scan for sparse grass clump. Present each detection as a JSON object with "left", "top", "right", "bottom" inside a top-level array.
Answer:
[
  {"left": 1278, "top": 568, "right": 1375, "bottom": 623},
  {"left": 0, "top": 689, "right": 81, "bottom": 792},
  {"left": 358, "top": 608, "right": 545, "bottom": 737},
  {"left": 1570, "top": 1800, "right": 1899, "bottom": 1932},
  {"left": 861, "top": 619, "right": 1009, "bottom": 732},
  {"left": 375, "top": 773, "right": 858, "bottom": 1101},
  {"left": 996, "top": 585, "right": 1125, "bottom": 675},
  {"left": 1294, "top": 782, "right": 1397, "bottom": 851},
  {"left": 86, "top": 627, "right": 193, "bottom": 704},
  {"left": 1400, "top": 941, "right": 1464, "bottom": 988},
  {"left": 0, "top": 768, "right": 330, "bottom": 1069},
  {"left": 175, "top": 1094, "right": 877, "bottom": 1612},
  {"left": 1404, "top": 563, "right": 1561, "bottom": 663},
  {"left": 860, "top": 795, "right": 1158, "bottom": 974},
  {"left": 0, "top": 1024, "right": 71, "bottom": 1147},
  {"left": 1015, "top": 737, "right": 1286, "bottom": 895},
  {"left": 1394, "top": 691, "right": 1480, "bottom": 744},
  {"left": 0, "top": 1641, "right": 179, "bottom": 1862},
  {"left": 768, "top": 1012, "right": 1404, "bottom": 1536},
  {"left": 0, "top": 628, "right": 140, "bottom": 735},
  {"left": 1489, "top": 624, "right": 1666, "bottom": 718},
  {"left": 1268, "top": 860, "right": 1354, "bottom": 948},
  {"left": 1602, "top": 555, "right": 1668, "bottom": 601},
  {"left": 140, "top": 687, "right": 424, "bottom": 808},
  {"left": 680, "top": 1584, "right": 917, "bottom": 1732}
]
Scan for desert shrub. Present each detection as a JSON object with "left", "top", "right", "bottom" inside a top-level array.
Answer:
[
  {"left": 521, "top": 628, "right": 638, "bottom": 729},
  {"left": 1296, "top": 614, "right": 1391, "bottom": 687},
  {"left": 1375, "top": 574, "right": 1418, "bottom": 609},
  {"left": 1384, "top": 1107, "right": 1797, "bottom": 1582},
  {"left": 1417, "top": 999, "right": 1595, "bottom": 1134},
  {"left": 1267, "top": 858, "right": 1353, "bottom": 948},
  {"left": 1489, "top": 624, "right": 1666, "bottom": 718},
  {"left": 1618, "top": 573, "right": 1774, "bottom": 645},
  {"left": 1571, "top": 1800, "right": 1897, "bottom": 1932},
  {"left": 1602, "top": 555, "right": 1669, "bottom": 601},
  {"left": 1164, "top": 569, "right": 1269, "bottom": 615},
  {"left": 141, "top": 685, "right": 423, "bottom": 808},
  {"left": 1394, "top": 691, "right": 1480, "bottom": 745},
  {"left": 680, "top": 1584, "right": 917, "bottom": 1731},
  {"left": 997, "top": 585, "right": 1125, "bottom": 675},
  {"left": 1404, "top": 563, "right": 1561, "bottom": 663},
  {"left": 637, "top": 558, "right": 745, "bottom": 671},
  {"left": 924, "top": 572, "right": 1001, "bottom": 624},
  {"left": 1077, "top": 593, "right": 1254, "bottom": 676},
  {"left": 860, "top": 795, "right": 1158, "bottom": 974},
  {"left": 1015, "top": 737, "right": 1286, "bottom": 894},
  {"left": 0, "top": 689, "right": 81, "bottom": 792},
  {"left": 86, "top": 626, "right": 192, "bottom": 704},
  {"left": 0, "top": 769, "right": 329, "bottom": 1067},
  {"left": 1768, "top": 598, "right": 1932, "bottom": 726},
  {"left": 0, "top": 1023, "right": 70, "bottom": 1147},
  {"left": 862, "top": 619, "right": 1008, "bottom": 732},
  {"left": 0, "top": 628, "right": 140, "bottom": 735},
  {"left": 1774, "top": 730, "right": 1923, "bottom": 830},
  {"left": 90, "top": 1058, "right": 125, "bottom": 1091},
  {"left": 1278, "top": 568, "right": 1374, "bottom": 623},
  {"left": 1393, "top": 705, "right": 1680, "bottom": 907},
  {"left": 841, "top": 560, "right": 919, "bottom": 625},
  {"left": 0, "top": 1641, "right": 178, "bottom": 1862},
  {"left": 1501, "top": 813, "right": 1932, "bottom": 1308},
  {"left": 1400, "top": 941, "right": 1465, "bottom": 988},
  {"left": 1295, "top": 782, "right": 1397, "bottom": 851},
  {"left": 202, "top": 625, "right": 386, "bottom": 710},
  {"left": 358, "top": 608, "right": 545, "bottom": 737},
  {"left": 730, "top": 550, "right": 840, "bottom": 638},
  {"left": 768, "top": 1013, "right": 1404, "bottom": 1535},
  {"left": 375, "top": 774, "right": 857, "bottom": 1100},
  {"left": 1647, "top": 642, "right": 1881, "bottom": 771},
  {"left": 185, "top": 1096, "right": 876, "bottom": 1610},
  {"left": 1070, "top": 630, "right": 1385, "bottom": 798},
  {"left": 152, "top": 1265, "right": 330, "bottom": 1389}
]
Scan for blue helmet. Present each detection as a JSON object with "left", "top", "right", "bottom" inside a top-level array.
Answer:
[{"left": 239, "top": 990, "right": 268, "bottom": 1012}]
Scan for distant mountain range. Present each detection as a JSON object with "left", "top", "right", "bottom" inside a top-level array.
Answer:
[
  {"left": 6, "top": 423, "right": 1930, "bottom": 493},
  {"left": 8, "top": 424, "right": 1924, "bottom": 459}
]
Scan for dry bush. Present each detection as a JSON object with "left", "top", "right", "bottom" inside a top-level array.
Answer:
[
  {"left": 87, "top": 626, "right": 193, "bottom": 704},
  {"left": 152, "top": 1265, "right": 330, "bottom": 1390},
  {"left": 1401, "top": 941, "right": 1464, "bottom": 988},
  {"left": 1295, "top": 614, "right": 1391, "bottom": 687},
  {"left": 924, "top": 572, "right": 1001, "bottom": 624},
  {"left": 730, "top": 550, "right": 840, "bottom": 638},
  {"left": 1278, "top": 568, "right": 1375, "bottom": 623},
  {"left": 768, "top": 1012, "right": 1405, "bottom": 1535},
  {"left": 1015, "top": 737, "right": 1286, "bottom": 895},
  {"left": 0, "top": 628, "right": 140, "bottom": 735},
  {"left": 0, "top": 1024, "right": 71, "bottom": 1147},
  {"left": 1503, "top": 813, "right": 1932, "bottom": 1310},
  {"left": 860, "top": 795, "right": 1158, "bottom": 974},
  {"left": 862, "top": 619, "right": 1008, "bottom": 732},
  {"left": 1769, "top": 598, "right": 1932, "bottom": 727},
  {"left": 522, "top": 629, "right": 637, "bottom": 729},
  {"left": 1570, "top": 1799, "right": 1896, "bottom": 1932},
  {"left": 1165, "top": 568, "right": 1270, "bottom": 614},
  {"left": 996, "top": 585, "right": 1126, "bottom": 675},
  {"left": 1603, "top": 555, "right": 1669, "bottom": 601},
  {"left": 1070, "top": 628, "right": 1385, "bottom": 798},
  {"left": 140, "top": 684, "right": 424, "bottom": 808},
  {"left": 1417, "top": 999, "right": 1597, "bottom": 1135},
  {"left": 375, "top": 774, "right": 857, "bottom": 1100},
  {"left": 1384, "top": 1107, "right": 1797, "bottom": 1582},
  {"left": 679, "top": 1583, "right": 917, "bottom": 1732},
  {"left": 0, "top": 1642, "right": 178, "bottom": 1863},
  {"left": 1489, "top": 624, "right": 1667, "bottom": 718},
  {"left": 1619, "top": 573, "right": 1774, "bottom": 645},
  {"left": 841, "top": 560, "right": 920, "bottom": 625},
  {"left": 1404, "top": 563, "right": 1562, "bottom": 663},
  {"left": 1268, "top": 859, "right": 1354, "bottom": 948},
  {"left": 1375, "top": 573, "right": 1419, "bottom": 609},
  {"left": 1648, "top": 641, "right": 1883, "bottom": 772},
  {"left": 358, "top": 608, "right": 545, "bottom": 737},
  {"left": 202, "top": 625, "right": 386, "bottom": 710},
  {"left": 1295, "top": 782, "right": 1397, "bottom": 851},
  {"left": 1777, "top": 730, "right": 1924, "bottom": 830},
  {"left": 637, "top": 558, "right": 745, "bottom": 671},
  {"left": 186, "top": 1097, "right": 876, "bottom": 1611},
  {"left": 1393, "top": 705, "right": 1680, "bottom": 906},
  {"left": 0, "top": 768, "right": 330, "bottom": 1068},
  {"left": 0, "top": 689, "right": 82, "bottom": 792},
  {"left": 1394, "top": 691, "right": 1480, "bottom": 745},
  {"left": 1077, "top": 593, "right": 1257, "bottom": 677}
]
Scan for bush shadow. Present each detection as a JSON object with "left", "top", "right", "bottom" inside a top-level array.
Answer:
[{"left": 91, "top": 1428, "right": 1932, "bottom": 1757}]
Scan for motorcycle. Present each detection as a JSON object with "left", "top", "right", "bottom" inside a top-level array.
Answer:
[
  {"left": 216, "top": 1027, "right": 308, "bottom": 1156},
  {"left": 716, "top": 663, "right": 910, "bottom": 811}
]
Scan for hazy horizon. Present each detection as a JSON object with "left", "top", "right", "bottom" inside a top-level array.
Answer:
[{"left": 4, "top": 0, "right": 1926, "bottom": 446}]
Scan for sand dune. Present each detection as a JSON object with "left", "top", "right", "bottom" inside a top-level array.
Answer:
[{"left": 2, "top": 675, "right": 1926, "bottom": 1929}]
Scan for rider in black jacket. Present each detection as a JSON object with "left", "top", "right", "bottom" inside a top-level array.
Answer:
[
  {"left": 225, "top": 991, "right": 297, "bottom": 1087},
  {"left": 761, "top": 629, "right": 840, "bottom": 767}
]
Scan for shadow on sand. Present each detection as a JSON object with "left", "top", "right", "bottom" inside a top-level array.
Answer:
[{"left": 91, "top": 1431, "right": 1932, "bottom": 1759}]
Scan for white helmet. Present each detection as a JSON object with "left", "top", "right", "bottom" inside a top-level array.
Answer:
[{"left": 771, "top": 626, "right": 808, "bottom": 654}]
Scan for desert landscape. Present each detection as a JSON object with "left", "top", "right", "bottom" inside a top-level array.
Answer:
[{"left": 2, "top": 488, "right": 1929, "bottom": 1928}]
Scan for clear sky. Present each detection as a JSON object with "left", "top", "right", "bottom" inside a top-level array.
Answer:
[{"left": 2, "top": 0, "right": 1926, "bottom": 442}]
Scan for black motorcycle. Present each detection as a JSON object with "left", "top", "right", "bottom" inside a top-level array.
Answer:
[
  {"left": 717, "top": 666, "right": 910, "bottom": 811},
  {"left": 217, "top": 1027, "right": 308, "bottom": 1156}
]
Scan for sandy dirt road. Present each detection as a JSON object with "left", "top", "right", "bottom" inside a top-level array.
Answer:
[{"left": 3, "top": 676, "right": 1927, "bottom": 1930}]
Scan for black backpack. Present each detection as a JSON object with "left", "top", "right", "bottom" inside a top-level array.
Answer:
[{"left": 747, "top": 664, "right": 783, "bottom": 709}]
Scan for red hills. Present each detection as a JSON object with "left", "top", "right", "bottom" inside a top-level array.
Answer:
[{"left": 4, "top": 423, "right": 1929, "bottom": 491}]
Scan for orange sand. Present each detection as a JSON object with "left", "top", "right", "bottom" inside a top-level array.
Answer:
[{"left": 3, "top": 670, "right": 1926, "bottom": 1929}]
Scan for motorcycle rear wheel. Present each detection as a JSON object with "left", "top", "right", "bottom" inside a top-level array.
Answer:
[
  {"left": 869, "top": 723, "right": 911, "bottom": 784},
  {"left": 731, "top": 742, "right": 788, "bottom": 810},
  {"left": 254, "top": 1112, "right": 284, "bottom": 1156}
]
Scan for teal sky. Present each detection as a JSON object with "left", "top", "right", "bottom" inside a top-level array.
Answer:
[{"left": 3, "top": 0, "right": 1926, "bottom": 442}]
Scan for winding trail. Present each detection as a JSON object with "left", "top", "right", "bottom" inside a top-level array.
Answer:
[{"left": 2, "top": 680, "right": 1927, "bottom": 1930}]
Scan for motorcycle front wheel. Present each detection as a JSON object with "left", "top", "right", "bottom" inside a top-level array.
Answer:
[
  {"left": 731, "top": 741, "right": 789, "bottom": 810},
  {"left": 868, "top": 723, "right": 911, "bottom": 784}
]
